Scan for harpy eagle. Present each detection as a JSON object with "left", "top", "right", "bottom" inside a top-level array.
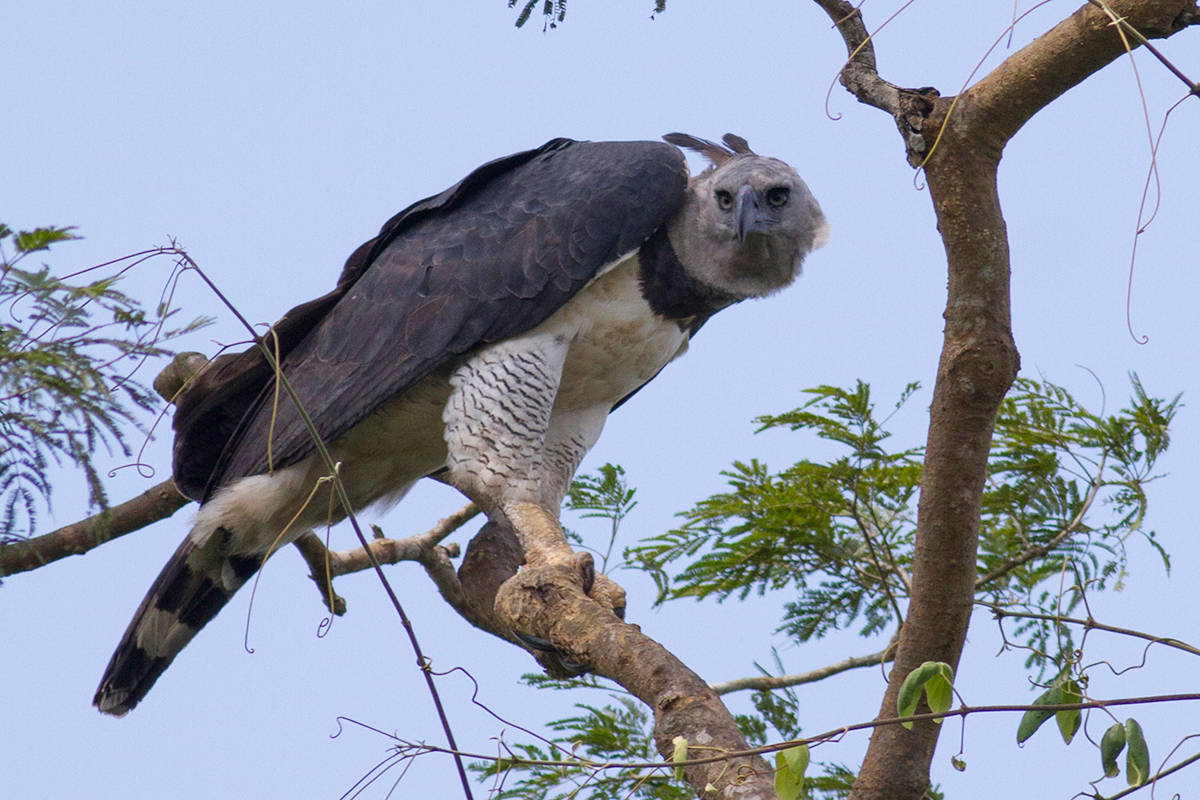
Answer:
[{"left": 94, "top": 133, "right": 828, "bottom": 716}]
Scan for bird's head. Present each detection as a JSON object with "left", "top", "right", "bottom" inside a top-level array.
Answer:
[{"left": 663, "top": 133, "right": 829, "bottom": 299}]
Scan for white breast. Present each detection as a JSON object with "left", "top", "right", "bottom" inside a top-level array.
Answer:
[{"left": 540, "top": 253, "right": 690, "bottom": 412}]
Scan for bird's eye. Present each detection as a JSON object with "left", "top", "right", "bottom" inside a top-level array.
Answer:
[
  {"left": 767, "top": 187, "right": 790, "bottom": 208},
  {"left": 715, "top": 190, "right": 734, "bottom": 210}
]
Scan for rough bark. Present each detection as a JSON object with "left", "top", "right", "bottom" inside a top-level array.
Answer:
[
  {"left": 496, "top": 565, "right": 775, "bottom": 799},
  {"left": 815, "top": 1, "right": 1199, "bottom": 798}
]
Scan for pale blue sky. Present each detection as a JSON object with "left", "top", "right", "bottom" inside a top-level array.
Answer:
[{"left": 3, "top": 2, "right": 1198, "bottom": 797}]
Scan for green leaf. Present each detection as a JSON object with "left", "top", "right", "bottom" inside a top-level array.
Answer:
[
  {"left": 1100, "top": 722, "right": 1126, "bottom": 778},
  {"left": 951, "top": 755, "right": 967, "bottom": 772},
  {"left": 781, "top": 743, "right": 809, "bottom": 778},
  {"left": 672, "top": 735, "right": 688, "bottom": 782},
  {"left": 14, "top": 226, "right": 79, "bottom": 253},
  {"left": 898, "top": 661, "right": 953, "bottom": 729},
  {"left": 1017, "top": 684, "right": 1063, "bottom": 744},
  {"left": 774, "top": 751, "right": 803, "bottom": 800},
  {"left": 1055, "top": 679, "right": 1082, "bottom": 744},
  {"left": 898, "top": 662, "right": 940, "bottom": 721},
  {"left": 1125, "top": 719, "right": 1150, "bottom": 787},
  {"left": 924, "top": 665, "right": 955, "bottom": 723}
]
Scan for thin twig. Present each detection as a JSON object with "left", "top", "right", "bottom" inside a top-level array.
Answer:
[
  {"left": 849, "top": 483, "right": 907, "bottom": 623},
  {"left": 360, "top": 692, "right": 1200, "bottom": 773},
  {"left": 710, "top": 645, "right": 895, "bottom": 695},
  {"left": 980, "top": 602, "right": 1200, "bottom": 657}
]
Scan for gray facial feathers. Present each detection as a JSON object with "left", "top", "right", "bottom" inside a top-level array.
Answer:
[{"left": 662, "top": 134, "right": 829, "bottom": 300}]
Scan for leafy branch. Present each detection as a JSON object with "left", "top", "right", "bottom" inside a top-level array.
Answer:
[
  {"left": 0, "top": 224, "right": 208, "bottom": 543},
  {"left": 628, "top": 376, "right": 1176, "bottom": 678},
  {"left": 385, "top": 690, "right": 1200, "bottom": 800}
]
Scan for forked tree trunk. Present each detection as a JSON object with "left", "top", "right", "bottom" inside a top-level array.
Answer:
[{"left": 812, "top": 1, "right": 1199, "bottom": 798}]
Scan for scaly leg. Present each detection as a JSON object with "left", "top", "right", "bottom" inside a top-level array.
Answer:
[{"left": 443, "top": 334, "right": 625, "bottom": 616}]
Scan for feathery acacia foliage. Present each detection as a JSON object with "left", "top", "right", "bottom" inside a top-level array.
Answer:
[
  {"left": 630, "top": 378, "right": 1175, "bottom": 669},
  {"left": 0, "top": 224, "right": 206, "bottom": 541}
]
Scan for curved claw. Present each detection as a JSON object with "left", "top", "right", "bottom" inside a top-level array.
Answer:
[
  {"left": 569, "top": 551, "right": 596, "bottom": 595},
  {"left": 513, "top": 630, "right": 593, "bottom": 676},
  {"left": 588, "top": 571, "right": 627, "bottom": 620},
  {"left": 513, "top": 630, "right": 556, "bottom": 653}
]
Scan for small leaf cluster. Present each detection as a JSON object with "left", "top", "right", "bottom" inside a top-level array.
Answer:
[
  {"left": 508, "top": 0, "right": 668, "bottom": 29},
  {"left": 1103, "top": 719, "right": 1151, "bottom": 787},
  {"left": 897, "top": 661, "right": 955, "bottom": 729},
  {"left": 1017, "top": 672, "right": 1153, "bottom": 789},
  {"left": 1016, "top": 671, "right": 1085, "bottom": 746},
  {"left": 508, "top": 0, "right": 568, "bottom": 30},
  {"left": 0, "top": 224, "right": 207, "bottom": 541},
  {"left": 774, "top": 743, "right": 810, "bottom": 800}
]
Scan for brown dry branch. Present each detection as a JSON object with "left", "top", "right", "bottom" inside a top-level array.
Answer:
[
  {"left": 0, "top": 479, "right": 189, "bottom": 577},
  {"left": 709, "top": 645, "right": 895, "bottom": 696},
  {"left": 291, "top": 502, "right": 478, "bottom": 617},
  {"left": 0, "top": 351, "right": 212, "bottom": 578},
  {"left": 814, "top": 2, "right": 1199, "bottom": 798}
]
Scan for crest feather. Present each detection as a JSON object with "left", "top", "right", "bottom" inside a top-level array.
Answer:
[
  {"left": 663, "top": 132, "right": 754, "bottom": 167},
  {"left": 721, "top": 134, "right": 755, "bottom": 155}
]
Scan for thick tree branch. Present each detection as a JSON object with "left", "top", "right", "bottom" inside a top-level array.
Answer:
[
  {"left": 965, "top": 0, "right": 1199, "bottom": 145},
  {"left": 710, "top": 645, "right": 895, "bottom": 696},
  {"left": 814, "top": 2, "right": 1199, "bottom": 799},
  {"left": 0, "top": 479, "right": 189, "bottom": 577},
  {"left": 496, "top": 566, "right": 776, "bottom": 799}
]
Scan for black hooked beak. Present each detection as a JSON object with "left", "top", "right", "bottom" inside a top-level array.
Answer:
[{"left": 734, "top": 184, "right": 764, "bottom": 244}]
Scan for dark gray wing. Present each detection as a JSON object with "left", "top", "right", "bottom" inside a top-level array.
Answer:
[{"left": 172, "top": 138, "right": 688, "bottom": 501}]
